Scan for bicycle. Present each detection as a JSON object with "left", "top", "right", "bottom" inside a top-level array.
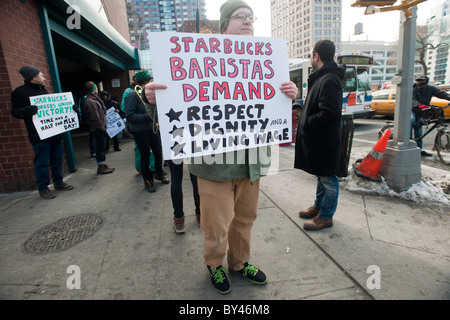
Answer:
[{"left": 378, "top": 104, "right": 450, "bottom": 165}]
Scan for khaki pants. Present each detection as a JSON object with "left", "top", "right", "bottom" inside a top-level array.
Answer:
[{"left": 197, "top": 177, "right": 260, "bottom": 271}]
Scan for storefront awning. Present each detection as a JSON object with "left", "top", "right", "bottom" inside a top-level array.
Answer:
[{"left": 43, "top": 0, "right": 140, "bottom": 70}]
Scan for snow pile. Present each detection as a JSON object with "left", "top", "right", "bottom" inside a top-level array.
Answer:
[{"left": 340, "top": 168, "right": 450, "bottom": 206}]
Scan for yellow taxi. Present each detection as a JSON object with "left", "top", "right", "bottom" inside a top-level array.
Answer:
[
  {"left": 432, "top": 95, "right": 450, "bottom": 119},
  {"left": 370, "top": 89, "right": 395, "bottom": 116},
  {"left": 371, "top": 89, "right": 450, "bottom": 118}
]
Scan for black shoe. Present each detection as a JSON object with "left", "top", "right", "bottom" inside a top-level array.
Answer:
[
  {"left": 39, "top": 189, "right": 56, "bottom": 199},
  {"left": 421, "top": 150, "right": 432, "bottom": 157},
  {"left": 144, "top": 180, "right": 156, "bottom": 193},
  {"left": 155, "top": 173, "right": 169, "bottom": 184},
  {"left": 114, "top": 147, "right": 121, "bottom": 152},
  {"left": 54, "top": 182, "right": 74, "bottom": 191},
  {"left": 207, "top": 265, "right": 230, "bottom": 294},
  {"left": 230, "top": 262, "right": 267, "bottom": 285},
  {"left": 97, "top": 164, "right": 114, "bottom": 174}
]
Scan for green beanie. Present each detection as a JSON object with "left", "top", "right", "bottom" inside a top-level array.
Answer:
[
  {"left": 135, "top": 70, "right": 152, "bottom": 84},
  {"left": 219, "top": 0, "right": 253, "bottom": 33}
]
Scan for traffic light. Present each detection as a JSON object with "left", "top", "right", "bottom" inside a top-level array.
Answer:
[{"left": 351, "top": 0, "right": 397, "bottom": 7}]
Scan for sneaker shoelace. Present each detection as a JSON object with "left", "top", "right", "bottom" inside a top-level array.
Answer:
[
  {"left": 211, "top": 267, "right": 226, "bottom": 284},
  {"left": 242, "top": 263, "right": 259, "bottom": 277}
]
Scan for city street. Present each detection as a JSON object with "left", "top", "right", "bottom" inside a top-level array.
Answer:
[
  {"left": 352, "top": 116, "right": 449, "bottom": 171},
  {"left": 1, "top": 131, "right": 448, "bottom": 302},
  {"left": 1, "top": 0, "right": 449, "bottom": 305}
]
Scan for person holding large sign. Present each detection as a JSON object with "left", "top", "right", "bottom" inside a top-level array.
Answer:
[
  {"left": 145, "top": 0, "right": 298, "bottom": 294},
  {"left": 11, "top": 66, "right": 74, "bottom": 199}
]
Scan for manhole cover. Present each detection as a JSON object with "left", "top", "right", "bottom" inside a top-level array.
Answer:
[{"left": 23, "top": 214, "right": 104, "bottom": 254}]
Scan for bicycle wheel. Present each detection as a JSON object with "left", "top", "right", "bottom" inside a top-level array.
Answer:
[{"left": 435, "top": 130, "right": 450, "bottom": 165}]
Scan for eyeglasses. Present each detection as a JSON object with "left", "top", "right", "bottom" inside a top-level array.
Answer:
[{"left": 228, "top": 12, "right": 257, "bottom": 22}]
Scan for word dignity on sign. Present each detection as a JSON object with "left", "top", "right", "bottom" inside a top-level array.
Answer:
[
  {"left": 148, "top": 32, "right": 292, "bottom": 161},
  {"left": 31, "top": 92, "right": 79, "bottom": 140}
]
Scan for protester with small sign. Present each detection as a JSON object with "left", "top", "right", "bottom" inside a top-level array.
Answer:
[
  {"left": 83, "top": 81, "right": 115, "bottom": 175},
  {"left": 100, "top": 90, "right": 122, "bottom": 152},
  {"left": 11, "top": 66, "right": 74, "bottom": 199}
]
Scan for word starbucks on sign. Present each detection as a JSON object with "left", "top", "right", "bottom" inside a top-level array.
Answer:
[{"left": 169, "top": 36, "right": 273, "bottom": 56}]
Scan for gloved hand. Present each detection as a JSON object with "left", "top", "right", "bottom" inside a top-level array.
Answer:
[{"left": 22, "top": 105, "right": 38, "bottom": 116}]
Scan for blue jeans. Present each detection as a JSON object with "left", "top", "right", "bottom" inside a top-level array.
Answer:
[
  {"left": 314, "top": 175, "right": 339, "bottom": 220},
  {"left": 91, "top": 130, "right": 107, "bottom": 164},
  {"left": 411, "top": 112, "right": 423, "bottom": 150},
  {"left": 86, "top": 124, "right": 96, "bottom": 155},
  {"left": 32, "top": 140, "right": 64, "bottom": 191}
]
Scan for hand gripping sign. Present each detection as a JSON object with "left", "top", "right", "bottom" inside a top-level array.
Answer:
[
  {"left": 30, "top": 92, "right": 79, "bottom": 140},
  {"left": 148, "top": 32, "right": 292, "bottom": 161}
]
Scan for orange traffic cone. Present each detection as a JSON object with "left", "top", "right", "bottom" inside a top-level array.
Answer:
[{"left": 353, "top": 129, "right": 391, "bottom": 182}]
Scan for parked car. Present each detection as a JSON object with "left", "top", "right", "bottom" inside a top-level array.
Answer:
[{"left": 371, "top": 89, "right": 450, "bottom": 118}]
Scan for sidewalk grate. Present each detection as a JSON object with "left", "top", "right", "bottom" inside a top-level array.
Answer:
[{"left": 23, "top": 214, "right": 104, "bottom": 254}]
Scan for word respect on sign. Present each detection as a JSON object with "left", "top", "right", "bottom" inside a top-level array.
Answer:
[{"left": 149, "top": 32, "right": 291, "bottom": 161}]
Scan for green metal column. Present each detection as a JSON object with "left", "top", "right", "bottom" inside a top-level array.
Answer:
[{"left": 37, "top": 0, "right": 77, "bottom": 173}]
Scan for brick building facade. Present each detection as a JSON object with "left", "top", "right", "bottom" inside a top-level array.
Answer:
[{"left": 0, "top": 0, "right": 140, "bottom": 193}]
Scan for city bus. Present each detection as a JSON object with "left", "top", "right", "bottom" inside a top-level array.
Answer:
[{"left": 289, "top": 53, "right": 376, "bottom": 119}]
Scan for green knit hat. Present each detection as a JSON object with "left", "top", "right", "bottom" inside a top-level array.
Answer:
[
  {"left": 135, "top": 70, "right": 152, "bottom": 84},
  {"left": 219, "top": 0, "right": 253, "bottom": 33}
]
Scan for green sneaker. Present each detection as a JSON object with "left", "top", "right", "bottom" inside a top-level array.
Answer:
[
  {"left": 207, "top": 265, "right": 231, "bottom": 294},
  {"left": 231, "top": 262, "right": 267, "bottom": 285}
]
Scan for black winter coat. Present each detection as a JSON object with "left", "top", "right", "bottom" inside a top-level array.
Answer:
[
  {"left": 124, "top": 90, "right": 154, "bottom": 133},
  {"left": 294, "top": 60, "right": 345, "bottom": 176},
  {"left": 11, "top": 81, "right": 63, "bottom": 145},
  {"left": 412, "top": 84, "right": 450, "bottom": 107}
]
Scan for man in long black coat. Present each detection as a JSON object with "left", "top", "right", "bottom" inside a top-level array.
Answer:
[{"left": 294, "top": 40, "right": 345, "bottom": 231}]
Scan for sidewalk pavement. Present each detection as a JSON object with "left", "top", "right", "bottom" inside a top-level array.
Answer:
[{"left": 0, "top": 137, "right": 448, "bottom": 301}]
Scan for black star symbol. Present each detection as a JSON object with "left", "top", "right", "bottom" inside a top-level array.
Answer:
[
  {"left": 171, "top": 141, "right": 186, "bottom": 156},
  {"left": 165, "top": 108, "right": 183, "bottom": 122},
  {"left": 169, "top": 125, "right": 184, "bottom": 138}
]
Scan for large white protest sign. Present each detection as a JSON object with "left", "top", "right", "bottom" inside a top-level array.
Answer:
[
  {"left": 30, "top": 92, "right": 79, "bottom": 140},
  {"left": 148, "top": 32, "right": 292, "bottom": 161},
  {"left": 106, "top": 107, "right": 125, "bottom": 138}
]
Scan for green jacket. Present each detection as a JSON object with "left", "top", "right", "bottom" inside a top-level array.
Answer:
[{"left": 187, "top": 146, "right": 271, "bottom": 182}]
